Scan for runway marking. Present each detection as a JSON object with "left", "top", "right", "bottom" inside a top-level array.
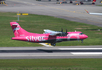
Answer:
[
  {"left": 71, "top": 52, "right": 102, "bottom": 55},
  {"left": 59, "top": 48, "right": 102, "bottom": 50}
]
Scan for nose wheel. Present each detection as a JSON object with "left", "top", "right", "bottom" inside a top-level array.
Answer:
[{"left": 81, "top": 40, "right": 83, "bottom": 43}]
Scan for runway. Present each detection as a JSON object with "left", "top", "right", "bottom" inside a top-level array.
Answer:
[{"left": 0, "top": 46, "right": 102, "bottom": 59}]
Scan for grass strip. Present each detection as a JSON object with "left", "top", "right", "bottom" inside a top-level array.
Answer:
[{"left": 0, "top": 59, "right": 101, "bottom": 70}]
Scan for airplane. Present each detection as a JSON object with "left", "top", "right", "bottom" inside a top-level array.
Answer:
[
  {"left": 85, "top": 9, "right": 102, "bottom": 15},
  {"left": 10, "top": 22, "right": 88, "bottom": 47}
]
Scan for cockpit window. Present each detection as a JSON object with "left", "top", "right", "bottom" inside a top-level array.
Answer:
[{"left": 79, "top": 33, "right": 83, "bottom": 35}]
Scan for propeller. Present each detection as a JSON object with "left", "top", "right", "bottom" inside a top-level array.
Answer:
[
  {"left": 61, "top": 28, "right": 63, "bottom": 32},
  {"left": 61, "top": 28, "right": 68, "bottom": 36}
]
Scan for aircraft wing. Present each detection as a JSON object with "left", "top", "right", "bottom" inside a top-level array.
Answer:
[
  {"left": 85, "top": 9, "right": 102, "bottom": 15},
  {"left": 44, "top": 29, "right": 62, "bottom": 36}
]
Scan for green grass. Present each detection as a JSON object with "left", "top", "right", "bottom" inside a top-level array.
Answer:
[
  {"left": 0, "top": 59, "right": 102, "bottom": 70},
  {"left": 0, "top": 12, "right": 102, "bottom": 46}
]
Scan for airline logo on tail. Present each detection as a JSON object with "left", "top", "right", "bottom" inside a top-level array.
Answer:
[
  {"left": 13, "top": 27, "right": 19, "bottom": 31},
  {"left": 10, "top": 22, "right": 20, "bottom": 37},
  {"left": 12, "top": 24, "right": 20, "bottom": 32}
]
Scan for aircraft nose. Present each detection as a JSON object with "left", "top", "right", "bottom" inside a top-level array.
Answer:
[{"left": 84, "top": 35, "right": 88, "bottom": 39}]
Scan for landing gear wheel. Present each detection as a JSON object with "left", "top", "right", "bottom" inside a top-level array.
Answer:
[{"left": 51, "top": 43, "right": 56, "bottom": 46}]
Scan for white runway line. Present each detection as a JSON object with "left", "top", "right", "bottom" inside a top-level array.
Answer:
[
  {"left": 71, "top": 52, "right": 102, "bottom": 55},
  {"left": 59, "top": 48, "right": 102, "bottom": 50}
]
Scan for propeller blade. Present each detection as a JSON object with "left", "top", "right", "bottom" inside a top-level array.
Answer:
[
  {"left": 66, "top": 29, "right": 67, "bottom": 33},
  {"left": 61, "top": 28, "right": 63, "bottom": 32}
]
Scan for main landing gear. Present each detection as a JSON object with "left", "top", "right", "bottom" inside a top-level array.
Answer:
[{"left": 51, "top": 43, "right": 56, "bottom": 46}]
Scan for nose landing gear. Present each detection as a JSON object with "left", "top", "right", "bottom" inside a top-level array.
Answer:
[{"left": 81, "top": 40, "right": 83, "bottom": 43}]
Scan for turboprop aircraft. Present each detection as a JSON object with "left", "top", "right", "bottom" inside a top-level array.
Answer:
[
  {"left": 10, "top": 22, "right": 88, "bottom": 47},
  {"left": 85, "top": 9, "right": 102, "bottom": 15}
]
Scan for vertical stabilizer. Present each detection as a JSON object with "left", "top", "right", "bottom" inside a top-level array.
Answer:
[{"left": 10, "top": 22, "right": 28, "bottom": 37}]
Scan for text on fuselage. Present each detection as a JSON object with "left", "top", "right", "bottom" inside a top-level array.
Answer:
[{"left": 26, "top": 36, "right": 45, "bottom": 41}]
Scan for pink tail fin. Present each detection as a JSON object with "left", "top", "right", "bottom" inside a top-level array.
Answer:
[{"left": 10, "top": 22, "right": 29, "bottom": 37}]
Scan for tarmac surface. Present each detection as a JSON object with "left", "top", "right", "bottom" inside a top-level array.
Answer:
[
  {"left": 0, "top": 0, "right": 102, "bottom": 27},
  {"left": 0, "top": 46, "right": 102, "bottom": 59},
  {"left": 0, "top": 0, "right": 102, "bottom": 59}
]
